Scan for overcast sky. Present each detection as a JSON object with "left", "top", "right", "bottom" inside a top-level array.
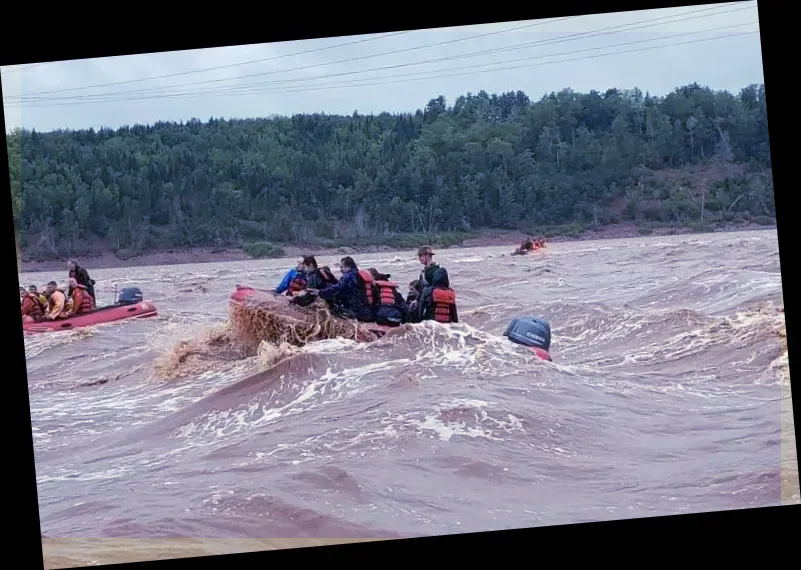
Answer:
[{"left": 2, "top": 2, "right": 762, "bottom": 133}]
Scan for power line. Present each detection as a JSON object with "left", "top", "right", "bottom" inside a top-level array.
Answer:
[
  {"left": 165, "top": 23, "right": 762, "bottom": 100},
  {"left": 6, "top": 2, "right": 752, "bottom": 102},
  {"left": 5, "top": 17, "right": 574, "bottom": 100},
  {"left": 106, "top": 4, "right": 756, "bottom": 102},
  {"left": 8, "top": 28, "right": 759, "bottom": 109},
  {"left": 2, "top": 31, "right": 411, "bottom": 94}
]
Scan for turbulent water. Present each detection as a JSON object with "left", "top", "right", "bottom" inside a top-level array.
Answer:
[{"left": 21, "top": 230, "right": 797, "bottom": 564}]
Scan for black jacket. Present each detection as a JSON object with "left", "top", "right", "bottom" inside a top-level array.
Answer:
[
  {"left": 69, "top": 266, "right": 96, "bottom": 299},
  {"left": 420, "top": 267, "right": 458, "bottom": 323},
  {"left": 293, "top": 267, "right": 339, "bottom": 307}
]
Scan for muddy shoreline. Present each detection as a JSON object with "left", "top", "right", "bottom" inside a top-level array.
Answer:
[{"left": 19, "top": 223, "right": 775, "bottom": 273}]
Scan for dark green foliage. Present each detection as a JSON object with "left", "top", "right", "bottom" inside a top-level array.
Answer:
[{"left": 7, "top": 83, "right": 772, "bottom": 260}]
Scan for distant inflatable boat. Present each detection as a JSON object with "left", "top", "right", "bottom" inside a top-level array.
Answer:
[
  {"left": 22, "top": 287, "right": 158, "bottom": 334},
  {"left": 511, "top": 245, "right": 547, "bottom": 256}
]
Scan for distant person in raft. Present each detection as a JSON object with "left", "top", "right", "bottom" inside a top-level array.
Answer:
[
  {"left": 20, "top": 287, "right": 44, "bottom": 323},
  {"left": 43, "top": 281, "right": 69, "bottom": 321},
  {"left": 67, "top": 259, "right": 96, "bottom": 301},
  {"left": 291, "top": 256, "right": 339, "bottom": 307},
  {"left": 67, "top": 277, "right": 95, "bottom": 316},
  {"left": 503, "top": 317, "right": 552, "bottom": 362},
  {"left": 29, "top": 285, "right": 48, "bottom": 309},
  {"left": 274, "top": 257, "right": 308, "bottom": 296},
  {"left": 316, "top": 256, "right": 375, "bottom": 322}
]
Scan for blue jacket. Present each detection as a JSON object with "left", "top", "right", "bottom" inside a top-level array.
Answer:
[
  {"left": 319, "top": 267, "right": 373, "bottom": 322},
  {"left": 274, "top": 268, "right": 298, "bottom": 294}
]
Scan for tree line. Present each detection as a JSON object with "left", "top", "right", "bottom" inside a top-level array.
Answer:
[{"left": 7, "top": 82, "right": 773, "bottom": 260}]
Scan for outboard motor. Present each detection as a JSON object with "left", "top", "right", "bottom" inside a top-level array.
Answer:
[
  {"left": 118, "top": 287, "right": 144, "bottom": 306},
  {"left": 504, "top": 317, "right": 552, "bottom": 361}
]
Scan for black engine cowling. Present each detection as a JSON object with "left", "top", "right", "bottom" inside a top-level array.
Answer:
[
  {"left": 118, "top": 287, "right": 143, "bottom": 306},
  {"left": 503, "top": 317, "right": 551, "bottom": 351}
]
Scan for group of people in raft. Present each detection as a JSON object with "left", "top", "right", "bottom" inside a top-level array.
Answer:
[
  {"left": 20, "top": 259, "right": 97, "bottom": 323},
  {"left": 516, "top": 236, "right": 547, "bottom": 254},
  {"left": 19, "top": 247, "right": 551, "bottom": 360},
  {"left": 272, "top": 245, "right": 458, "bottom": 327}
]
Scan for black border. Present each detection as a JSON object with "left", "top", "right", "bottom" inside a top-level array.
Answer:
[{"left": 3, "top": 1, "right": 797, "bottom": 568}]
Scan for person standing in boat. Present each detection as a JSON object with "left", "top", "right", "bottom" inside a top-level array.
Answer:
[
  {"left": 67, "top": 277, "right": 95, "bottom": 316},
  {"left": 43, "top": 281, "right": 69, "bottom": 321},
  {"left": 409, "top": 246, "right": 456, "bottom": 323},
  {"left": 68, "top": 259, "right": 96, "bottom": 301}
]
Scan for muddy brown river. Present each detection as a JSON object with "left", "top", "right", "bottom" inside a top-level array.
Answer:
[{"left": 20, "top": 229, "right": 797, "bottom": 567}]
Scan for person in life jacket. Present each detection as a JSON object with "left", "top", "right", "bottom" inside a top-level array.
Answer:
[
  {"left": 415, "top": 245, "right": 443, "bottom": 291},
  {"left": 503, "top": 317, "right": 552, "bottom": 362},
  {"left": 521, "top": 236, "right": 534, "bottom": 252},
  {"left": 43, "top": 281, "right": 69, "bottom": 321},
  {"left": 410, "top": 246, "right": 457, "bottom": 324},
  {"left": 419, "top": 266, "right": 458, "bottom": 324},
  {"left": 317, "top": 256, "right": 374, "bottom": 322},
  {"left": 68, "top": 258, "right": 96, "bottom": 301},
  {"left": 67, "top": 277, "right": 95, "bottom": 316},
  {"left": 274, "top": 258, "right": 307, "bottom": 295},
  {"left": 367, "top": 268, "right": 407, "bottom": 326},
  {"left": 292, "top": 256, "right": 339, "bottom": 307},
  {"left": 20, "top": 287, "right": 44, "bottom": 323},
  {"left": 28, "top": 284, "right": 48, "bottom": 311}
]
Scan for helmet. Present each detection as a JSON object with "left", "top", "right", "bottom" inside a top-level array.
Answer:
[
  {"left": 503, "top": 317, "right": 551, "bottom": 351},
  {"left": 417, "top": 246, "right": 435, "bottom": 256}
]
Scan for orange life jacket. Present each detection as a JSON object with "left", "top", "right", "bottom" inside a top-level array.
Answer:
[
  {"left": 287, "top": 272, "right": 308, "bottom": 296},
  {"left": 21, "top": 293, "right": 44, "bottom": 321},
  {"left": 431, "top": 287, "right": 457, "bottom": 323},
  {"left": 72, "top": 284, "right": 95, "bottom": 315},
  {"left": 374, "top": 280, "right": 400, "bottom": 307},
  {"left": 357, "top": 269, "right": 376, "bottom": 306}
]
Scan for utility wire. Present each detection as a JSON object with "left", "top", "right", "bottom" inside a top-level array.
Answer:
[
  {"left": 7, "top": 28, "right": 759, "bottom": 109},
  {"left": 4, "top": 17, "right": 574, "bottom": 99},
  {"left": 6, "top": 2, "right": 752, "bottom": 102},
  {"left": 69, "top": 5, "right": 756, "bottom": 102}
]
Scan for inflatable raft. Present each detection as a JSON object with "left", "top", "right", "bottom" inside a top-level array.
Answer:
[
  {"left": 229, "top": 285, "right": 393, "bottom": 347},
  {"left": 23, "top": 287, "right": 158, "bottom": 334}
]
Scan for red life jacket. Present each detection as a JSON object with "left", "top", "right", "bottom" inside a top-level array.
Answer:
[
  {"left": 530, "top": 347, "right": 552, "bottom": 362},
  {"left": 73, "top": 284, "right": 95, "bottom": 314},
  {"left": 374, "top": 280, "right": 400, "bottom": 307},
  {"left": 357, "top": 269, "right": 376, "bottom": 306},
  {"left": 286, "top": 272, "right": 308, "bottom": 296},
  {"left": 431, "top": 288, "right": 457, "bottom": 323},
  {"left": 21, "top": 293, "right": 44, "bottom": 321}
]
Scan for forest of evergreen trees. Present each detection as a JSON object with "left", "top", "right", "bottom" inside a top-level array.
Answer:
[{"left": 7, "top": 82, "right": 773, "bottom": 261}]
